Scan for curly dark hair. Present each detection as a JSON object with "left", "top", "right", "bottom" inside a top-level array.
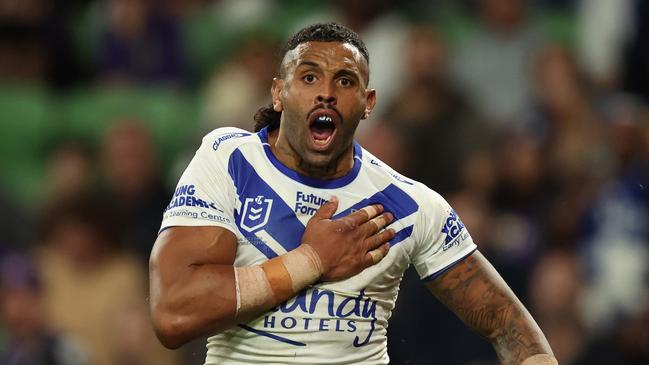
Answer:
[{"left": 253, "top": 22, "right": 369, "bottom": 132}]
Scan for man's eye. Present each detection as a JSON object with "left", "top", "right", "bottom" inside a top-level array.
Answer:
[
  {"left": 338, "top": 78, "right": 353, "bottom": 87},
  {"left": 303, "top": 75, "right": 316, "bottom": 83}
]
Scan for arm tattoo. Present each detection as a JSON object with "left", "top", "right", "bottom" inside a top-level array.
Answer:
[{"left": 427, "top": 251, "right": 553, "bottom": 365}]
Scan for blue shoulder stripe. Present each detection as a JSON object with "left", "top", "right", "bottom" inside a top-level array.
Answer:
[{"left": 333, "top": 184, "right": 419, "bottom": 246}]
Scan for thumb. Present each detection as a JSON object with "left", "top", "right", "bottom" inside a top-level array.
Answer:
[{"left": 312, "top": 196, "right": 339, "bottom": 220}]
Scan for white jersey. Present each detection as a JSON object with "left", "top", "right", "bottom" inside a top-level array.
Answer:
[{"left": 160, "top": 127, "right": 477, "bottom": 364}]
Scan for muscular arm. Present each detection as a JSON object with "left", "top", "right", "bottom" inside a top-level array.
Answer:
[
  {"left": 149, "top": 226, "right": 240, "bottom": 349},
  {"left": 426, "top": 251, "right": 555, "bottom": 365}
]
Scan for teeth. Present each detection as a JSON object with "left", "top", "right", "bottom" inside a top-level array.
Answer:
[{"left": 316, "top": 115, "right": 333, "bottom": 123}]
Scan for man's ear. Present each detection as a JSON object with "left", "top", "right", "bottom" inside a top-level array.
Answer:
[
  {"left": 271, "top": 78, "right": 284, "bottom": 112},
  {"left": 362, "top": 89, "right": 377, "bottom": 120}
]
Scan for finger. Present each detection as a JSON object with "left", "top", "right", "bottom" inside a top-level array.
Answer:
[
  {"left": 363, "top": 212, "right": 393, "bottom": 236},
  {"left": 341, "top": 204, "right": 383, "bottom": 226},
  {"left": 312, "top": 196, "right": 339, "bottom": 220},
  {"left": 364, "top": 243, "right": 390, "bottom": 267},
  {"left": 365, "top": 228, "right": 396, "bottom": 250}
]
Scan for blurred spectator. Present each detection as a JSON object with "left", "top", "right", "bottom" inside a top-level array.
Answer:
[
  {"left": 35, "top": 194, "right": 179, "bottom": 365},
  {"left": 527, "top": 45, "right": 608, "bottom": 247},
  {"left": 0, "top": 0, "right": 49, "bottom": 82},
  {"left": 579, "top": 95, "right": 649, "bottom": 337},
  {"left": 0, "top": 253, "right": 88, "bottom": 365},
  {"left": 486, "top": 134, "right": 550, "bottom": 296},
  {"left": 622, "top": 0, "right": 649, "bottom": 101},
  {"left": 0, "top": 193, "right": 32, "bottom": 252},
  {"left": 44, "top": 141, "right": 95, "bottom": 202},
  {"left": 200, "top": 0, "right": 277, "bottom": 34},
  {"left": 0, "top": 0, "right": 83, "bottom": 87},
  {"left": 101, "top": 119, "right": 171, "bottom": 266},
  {"left": 532, "top": 45, "right": 607, "bottom": 183},
  {"left": 201, "top": 34, "right": 278, "bottom": 131},
  {"left": 452, "top": 0, "right": 546, "bottom": 128},
  {"left": 528, "top": 249, "right": 585, "bottom": 365},
  {"left": 97, "top": 0, "right": 188, "bottom": 86},
  {"left": 577, "top": 0, "right": 634, "bottom": 89}
]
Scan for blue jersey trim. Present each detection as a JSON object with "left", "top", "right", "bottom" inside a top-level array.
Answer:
[
  {"left": 391, "top": 225, "right": 414, "bottom": 246},
  {"left": 333, "top": 183, "right": 419, "bottom": 246},
  {"left": 238, "top": 324, "right": 306, "bottom": 346},
  {"left": 257, "top": 127, "right": 363, "bottom": 188},
  {"left": 158, "top": 226, "right": 172, "bottom": 235},
  {"left": 229, "top": 149, "right": 307, "bottom": 255},
  {"left": 421, "top": 248, "right": 478, "bottom": 282}
]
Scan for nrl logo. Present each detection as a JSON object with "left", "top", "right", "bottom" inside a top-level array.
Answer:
[{"left": 240, "top": 195, "right": 273, "bottom": 232}]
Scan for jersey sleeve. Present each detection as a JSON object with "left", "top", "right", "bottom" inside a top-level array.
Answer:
[
  {"left": 159, "top": 130, "right": 238, "bottom": 235},
  {"left": 411, "top": 185, "right": 477, "bottom": 281}
]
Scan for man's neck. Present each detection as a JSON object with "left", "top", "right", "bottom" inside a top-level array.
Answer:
[{"left": 267, "top": 128, "right": 354, "bottom": 180}]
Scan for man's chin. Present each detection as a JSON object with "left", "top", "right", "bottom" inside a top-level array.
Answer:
[
  {"left": 297, "top": 150, "right": 340, "bottom": 177},
  {"left": 302, "top": 151, "right": 336, "bottom": 167}
]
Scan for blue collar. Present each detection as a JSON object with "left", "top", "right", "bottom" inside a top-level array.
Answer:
[{"left": 257, "top": 126, "right": 363, "bottom": 189}]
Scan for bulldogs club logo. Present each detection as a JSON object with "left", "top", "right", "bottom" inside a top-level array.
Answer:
[{"left": 240, "top": 195, "right": 273, "bottom": 232}]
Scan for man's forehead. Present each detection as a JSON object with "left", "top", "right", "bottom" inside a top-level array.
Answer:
[{"left": 282, "top": 41, "right": 367, "bottom": 70}]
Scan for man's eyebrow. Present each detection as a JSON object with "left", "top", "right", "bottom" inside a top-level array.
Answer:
[
  {"left": 296, "top": 60, "right": 320, "bottom": 69},
  {"left": 337, "top": 68, "right": 368, "bottom": 86},
  {"left": 335, "top": 68, "right": 360, "bottom": 80}
]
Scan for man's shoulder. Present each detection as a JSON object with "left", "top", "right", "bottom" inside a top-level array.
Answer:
[
  {"left": 359, "top": 147, "right": 447, "bottom": 212},
  {"left": 360, "top": 148, "right": 413, "bottom": 186},
  {"left": 201, "top": 127, "right": 261, "bottom": 159},
  {"left": 203, "top": 127, "right": 258, "bottom": 152},
  {"left": 361, "top": 148, "right": 433, "bottom": 192}
]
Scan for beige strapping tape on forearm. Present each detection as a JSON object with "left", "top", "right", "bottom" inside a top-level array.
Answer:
[
  {"left": 234, "top": 265, "right": 273, "bottom": 318},
  {"left": 521, "top": 354, "right": 558, "bottom": 365},
  {"left": 281, "top": 244, "right": 323, "bottom": 292},
  {"left": 234, "top": 244, "right": 323, "bottom": 317}
]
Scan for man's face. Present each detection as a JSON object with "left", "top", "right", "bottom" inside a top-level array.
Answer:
[{"left": 272, "top": 41, "right": 376, "bottom": 169}]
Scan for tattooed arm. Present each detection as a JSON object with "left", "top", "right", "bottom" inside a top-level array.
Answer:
[{"left": 426, "top": 251, "right": 556, "bottom": 365}]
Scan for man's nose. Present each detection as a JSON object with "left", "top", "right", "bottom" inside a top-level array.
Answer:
[{"left": 315, "top": 82, "right": 337, "bottom": 105}]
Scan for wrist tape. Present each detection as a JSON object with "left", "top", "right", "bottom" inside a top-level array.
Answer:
[{"left": 234, "top": 244, "right": 323, "bottom": 318}]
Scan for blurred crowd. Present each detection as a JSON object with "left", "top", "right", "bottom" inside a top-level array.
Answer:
[{"left": 0, "top": 0, "right": 648, "bottom": 365}]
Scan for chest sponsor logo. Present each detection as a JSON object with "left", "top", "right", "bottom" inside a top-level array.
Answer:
[
  {"left": 245, "top": 288, "right": 378, "bottom": 347},
  {"left": 240, "top": 195, "right": 273, "bottom": 232},
  {"left": 441, "top": 209, "right": 468, "bottom": 251},
  {"left": 294, "top": 192, "right": 328, "bottom": 215}
]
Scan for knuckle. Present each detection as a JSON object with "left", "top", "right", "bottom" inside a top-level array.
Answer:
[
  {"left": 366, "top": 222, "right": 377, "bottom": 236},
  {"left": 367, "top": 237, "right": 377, "bottom": 249}
]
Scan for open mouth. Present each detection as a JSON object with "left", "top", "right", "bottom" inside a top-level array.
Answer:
[{"left": 308, "top": 110, "right": 339, "bottom": 150}]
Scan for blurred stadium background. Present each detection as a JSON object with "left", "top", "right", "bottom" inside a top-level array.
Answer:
[{"left": 0, "top": 0, "right": 648, "bottom": 364}]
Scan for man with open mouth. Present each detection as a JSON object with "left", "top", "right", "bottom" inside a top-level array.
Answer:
[{"left": 149, "top": 22, "right": 556, "bottom": 365}]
